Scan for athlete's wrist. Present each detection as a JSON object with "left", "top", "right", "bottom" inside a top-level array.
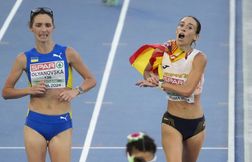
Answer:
[
  {"left": 158, "top": 79, "right": 164, "bottom": 91},
  {"left": 73, "top": 88, "right": 80, "bottom": 96},
  {"left": 75, "top": 86, "right": 85, "bottom": 95},
  {"left": 27, "top": 87, "right": 32, "bottom": 95}
]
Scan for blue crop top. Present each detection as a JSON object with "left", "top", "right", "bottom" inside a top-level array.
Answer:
[{"left": 25, "top": 44, "right": 73, "bottom": 89}]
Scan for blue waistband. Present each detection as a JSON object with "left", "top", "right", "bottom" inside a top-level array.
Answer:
[{"left": 27, "top": 110, "right": 71, "bottom": 124}]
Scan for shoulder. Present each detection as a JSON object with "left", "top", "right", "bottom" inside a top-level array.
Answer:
[
  {"left": 16, "top": 52, "right": 26, "bottom": 62},
  {"left": 65, "top": 47, "right": 81, "bottom": 63},
  {"left": 15, "top": 52, "right": 27, "bottom": 69},
  {"left": 193, "top": 51, "right": 207, "bottom": 67},
  {"left": 65, "top": 46, "right": 79, "bottom": 57},
  {"left": 195, "top": 51, "right": 207, "bottom": 61},
  {"left": 66, "top": 46, "right": 76, "bottom": 53}
]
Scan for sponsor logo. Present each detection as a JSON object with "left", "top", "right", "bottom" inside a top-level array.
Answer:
[
  {"left": 53, "top": 53, "right": 62, "bottom": 59},
  {"left": 164, "top": 77, "right": 185, "bottom": 85},
  {"left": 162, "top": 65, "right": 170, "bottom": 69},
  {"left": 60, "top": 115, "right": 68, "bottom": 121},
  {"left": 30, "top": 62, "right": 55, "bottom": 72},
  {"left": 56, "top": 62, "right": 64, "bottom": 68}
]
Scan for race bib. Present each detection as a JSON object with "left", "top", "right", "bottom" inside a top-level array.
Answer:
[
  {"left": 167, "top": 91, "right": 195, "bottom": 103},
  {"left": 30, "top": 61, "right": 66, "bottom": 88}
]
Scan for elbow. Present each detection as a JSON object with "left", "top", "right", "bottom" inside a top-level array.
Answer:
[
  {"left": 180, "top": 88, "right": 194, "bottom": 97},
  {"left": 2, "top": 90, "right": 9, "bottom": 100},
  {"left": 164, "top": 82, "right": 195, "bottom": 97},
  {"left": 2, "top": 95, "right": 8, "bottom": 100},
  {"left": 182, "top": 92, "right": 193, "bottom": 98},
  {"left": 1, "top": 87, "right": 16, "bottom": 100},
  {"left": 88, "top": 77, "right": 96, "bottom": 89},
  {"left": 2, "top": 96, "right": 10, "bottom": 100},
  {"left": 92, "top": 79, "right": 97, "bottom": 88}
]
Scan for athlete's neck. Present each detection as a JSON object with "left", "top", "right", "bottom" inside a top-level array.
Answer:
[
  {"left": 35, "top": 41, "right": 55, "bottom": 54},
  {"left": 178, "top": 45, "right": 192, "bottom": 53}
]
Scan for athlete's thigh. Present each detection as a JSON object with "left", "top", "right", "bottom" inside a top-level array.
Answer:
[
  {"left": 182, "top": 130, "right": 205, "bottom": 162},
  {"left": 24, "top": 126, "right": 47, "bottom": 162},
  {"left": 48, "top": 128, "right": 72, "bottom": 162},
  {"left": 162, "top": 124, "right": 183, "bottom": 162}
]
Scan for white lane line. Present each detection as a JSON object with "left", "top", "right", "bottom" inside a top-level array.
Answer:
[
  {"left": 84, "top": 101, "right": 113, "bottom": 105},
  {"left": 228, "top": 0, "right": 236, "bottom": 162},
  {"left": 0, "top": 0, "right": 23, "bottom": 41},
  {"left": 0, "top": 146, "right": 228, "bottom": 150},
  {"left": 243, "top": 0, "right": 252, "bottom": 161},
  {"left": 78, "top": 0, "right": 130, "bottom": 162}
]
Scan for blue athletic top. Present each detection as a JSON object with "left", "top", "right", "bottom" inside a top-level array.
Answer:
[{"left": 24, "top": 44, "right": 73, "bottom": 89}]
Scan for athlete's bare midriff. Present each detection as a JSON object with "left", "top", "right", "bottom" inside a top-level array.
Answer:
[
  {"left": 29, "top": 88, "right": 72, "bottom": 115},
  {"left": 167, "top": 95, "right": 204, "bottom": 119}
]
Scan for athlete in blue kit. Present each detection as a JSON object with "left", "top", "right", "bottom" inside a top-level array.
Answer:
[{"left": 2, "top": 7, "right": 96, "bottom": 162}]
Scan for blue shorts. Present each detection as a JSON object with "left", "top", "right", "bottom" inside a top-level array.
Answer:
[{"left": 25, "top": 110, "right": 72, "bottom": 141}]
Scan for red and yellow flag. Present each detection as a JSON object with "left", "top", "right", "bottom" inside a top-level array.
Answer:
[
  {"left": 129, "top": 40, "right": 185, "bottom": 78},
  {"left": 129, "top": 44, "right": 166, "bottom": 76}
]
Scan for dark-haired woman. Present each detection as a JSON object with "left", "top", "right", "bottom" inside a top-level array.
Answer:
[
  {"left": 136, "top": 16, "right": 207, "bottom": 162},
  {"left": 2, "top": 7, "right": 96, "bottom": 162},
  {"left": 126, "top": 132, "right": 157, "bottom": 162}
]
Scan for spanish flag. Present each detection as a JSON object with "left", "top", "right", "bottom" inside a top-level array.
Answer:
[
  {"left": 129, "top": 44, "right": 166, "bottom": 76},
  {"left": 129, "top": 40, "right": 185, "bottom": 78}
]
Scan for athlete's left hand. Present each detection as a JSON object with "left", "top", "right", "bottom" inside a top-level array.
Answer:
[{"left": 58, "top": 89, "right": 79, "bottom": 102}]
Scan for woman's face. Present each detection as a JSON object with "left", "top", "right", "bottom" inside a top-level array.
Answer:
[
  {"left": 175, "top": 17, "right": 199, "bottom": 47},
  {"left": 30, "top": 14, "right": 54, "bottom": 43}
]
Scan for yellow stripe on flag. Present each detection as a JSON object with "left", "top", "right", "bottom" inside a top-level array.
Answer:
[{"left": 131, "top": 47, "right": 155, "bottom": 75}]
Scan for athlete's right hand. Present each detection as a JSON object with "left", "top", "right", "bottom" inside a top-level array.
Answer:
[
  {"left": 136, "top": 79, "right": 158, "bottom": 87},
  {"left": 29, "top": 81, "right": 47, "bottom": 95}
]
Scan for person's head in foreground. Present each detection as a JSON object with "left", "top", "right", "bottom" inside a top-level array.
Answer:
[{"left": 126, "top": 132, "right": 157, "bottom": 162}]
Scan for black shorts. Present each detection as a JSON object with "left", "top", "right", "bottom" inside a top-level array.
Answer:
[{"left": 162, "top": 111, "right": 206, "bottom": 141}]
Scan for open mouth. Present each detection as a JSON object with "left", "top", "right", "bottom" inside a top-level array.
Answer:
[{"left": 178, "top": 33, "right": 185, "bottom": 39}]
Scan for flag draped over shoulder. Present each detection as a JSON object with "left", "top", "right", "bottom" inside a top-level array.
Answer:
[{"left": 129, "top": 44, "right": 166, "bottom": 76}]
